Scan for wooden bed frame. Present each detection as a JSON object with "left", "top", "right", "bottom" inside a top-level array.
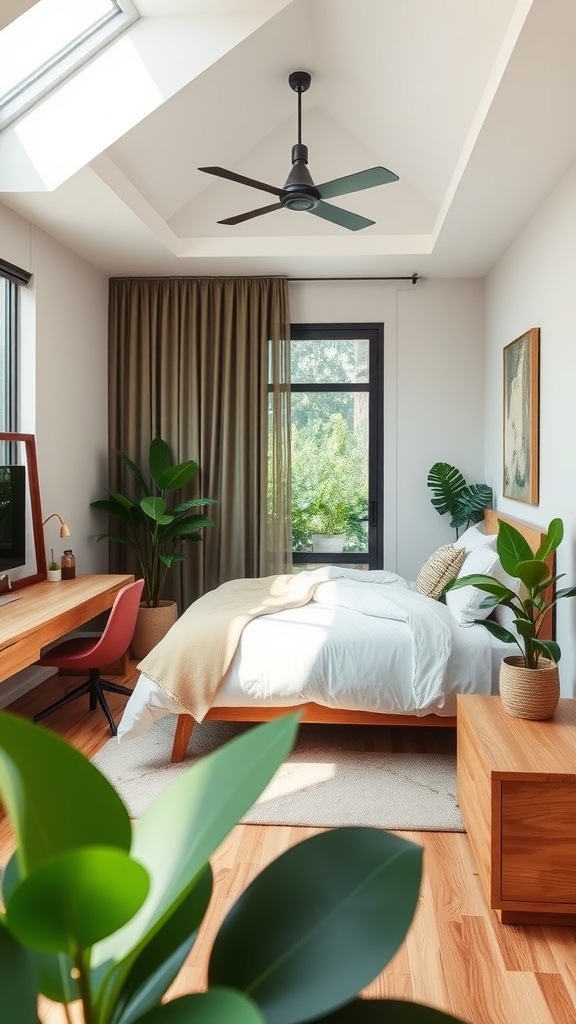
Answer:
[{"left": 170, "top": 510, "right": 553, "bottom": 762}]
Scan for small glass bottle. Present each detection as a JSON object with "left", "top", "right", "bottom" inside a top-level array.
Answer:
[{"left": 61, "top": 549, "right": 76, "bottom": 580}]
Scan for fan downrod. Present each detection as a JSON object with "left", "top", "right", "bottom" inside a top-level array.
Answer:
[{"left": 288, "top": 71, "right": 311, "bottom": 93}]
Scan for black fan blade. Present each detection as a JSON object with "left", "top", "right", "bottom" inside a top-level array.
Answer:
[
  {"left": 315, "top": 165, "right": 398, "bottom": 200},
  {"left": 218, "top": 202, "right": 283, "bottom": 226},
  {"left": 198, "top": 166, "right": 284, "bottom": 198},
  {"left": 308, "top": 201, "right": 375, "bottom": 231}
]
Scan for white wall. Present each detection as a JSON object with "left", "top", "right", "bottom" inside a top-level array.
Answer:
[
  {"left": 289, "top": 277, "right": 486, "bottom": 579},
  {"left": 0, "top": 201, "right": 110, "bottom": 576},
  {"left": 485, "top": 163, "right": 576, "bottom": 696}
]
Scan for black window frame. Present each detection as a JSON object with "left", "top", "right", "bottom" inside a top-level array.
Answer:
[
  {"left": 290, "top": 322, "right": 384, "bottom": 569},
  {"left": 0, "top": 258, "right": 31, "bottom": 432}
]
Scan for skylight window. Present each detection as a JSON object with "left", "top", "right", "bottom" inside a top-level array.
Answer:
[{"left": 0, "top": 0, "right": 139, "bottom": 130}]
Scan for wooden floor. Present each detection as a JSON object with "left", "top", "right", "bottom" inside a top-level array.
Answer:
[{"left": 2, "top": 666, "right": 576, "bottom": 1024}]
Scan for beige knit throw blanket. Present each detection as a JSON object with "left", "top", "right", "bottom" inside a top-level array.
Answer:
[{"left": 137, "top": 570, "right": 332, "bottom": 722}]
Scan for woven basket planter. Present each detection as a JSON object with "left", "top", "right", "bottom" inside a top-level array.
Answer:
[
  {"left": 131, "top": 600, "right": 178, "bottom": 660},
  {"left": 499, "top": 655, "right": 560, "bottom": 720}
]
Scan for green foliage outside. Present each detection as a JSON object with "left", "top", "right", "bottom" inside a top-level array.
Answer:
[
  {"left": 291, "top": 413, "right": 368, "bottom": 551},
  {"left": 0, "top": 711, "right": 466, "bottom": 1023}
]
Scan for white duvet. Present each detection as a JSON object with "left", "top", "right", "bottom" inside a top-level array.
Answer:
[{"left": 118, "top": 568, "right": 498, "bottom": 741}]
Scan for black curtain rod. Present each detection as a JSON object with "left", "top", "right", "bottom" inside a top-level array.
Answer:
[{"left": 288, "top": 273, "right": 419, "bottom": 284}]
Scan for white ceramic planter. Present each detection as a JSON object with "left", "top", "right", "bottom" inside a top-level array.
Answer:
[
  {"left": 311, "top": 533, "right": 346, "bottom": 553},
  {"left": 47, "top": 569, "right": 62, "bottom": 582}
]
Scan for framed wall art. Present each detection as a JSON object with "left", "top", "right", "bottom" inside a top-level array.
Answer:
[{"left": 503, "top": 327, "right": 540, "bottom": 504}]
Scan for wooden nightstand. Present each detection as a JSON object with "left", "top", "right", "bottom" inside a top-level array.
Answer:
[{"left": 457, "top": 693, "right": 576, "bottom": 925}]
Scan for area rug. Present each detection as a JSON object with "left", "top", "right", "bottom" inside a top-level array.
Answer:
[{"left": 92, "top": 718, "right": 465, "bottom": 832}]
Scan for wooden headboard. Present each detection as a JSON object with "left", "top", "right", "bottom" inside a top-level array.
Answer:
[{"left": 483, "top": 509, "right": 554, "bottom": 641}]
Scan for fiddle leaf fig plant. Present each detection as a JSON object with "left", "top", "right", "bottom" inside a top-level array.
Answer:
[
  {"left": 427, "top": 462, "right": 492, "bottom": 539},
  {"left": 0, "top": 712, "right": 465, "bottom": 1024},
  {"left": 446, "top": 517, "right": 576, "bottom": 669},
  {"left": 91, "top": 437, "right": 218, "bottom": 608}
]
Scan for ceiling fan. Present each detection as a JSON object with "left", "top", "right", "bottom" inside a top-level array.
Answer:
[{"left": 198, "top": 71, "right": 399, "bottom": 231}]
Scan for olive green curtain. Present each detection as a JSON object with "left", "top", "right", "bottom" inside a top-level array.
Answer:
[{"left": 107, "top": 276, "right": 291, "bottom": 611}]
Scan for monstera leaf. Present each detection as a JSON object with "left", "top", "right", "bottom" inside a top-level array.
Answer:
[{"left": 427, "top": 463, "right": 492, "bottom": 537}]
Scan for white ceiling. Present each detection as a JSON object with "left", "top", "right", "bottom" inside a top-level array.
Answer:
[{"left": 1, "top": 0, "right": 576, "bottom": 279}]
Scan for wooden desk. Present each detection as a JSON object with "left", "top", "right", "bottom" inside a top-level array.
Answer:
[{"left": 0, "top": 575, "right": 133, "bottom": 683}]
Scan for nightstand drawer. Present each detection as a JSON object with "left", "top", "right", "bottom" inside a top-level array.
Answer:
[
  {"left": 502, "top": 837, "right": 576, "bottom": 902},
  {"left": 501, "top": 782, "right": 576, "bottom": 903},
  {"left": 502, "top": 781, "right": 576, "bottom": 837}
]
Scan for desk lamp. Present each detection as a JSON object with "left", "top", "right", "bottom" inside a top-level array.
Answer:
[{"left": 42, "top": 513, "right": 71, "bottom": 538}]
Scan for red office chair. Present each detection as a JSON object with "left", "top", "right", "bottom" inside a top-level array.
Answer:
[{"left": 34, "top": 578, "right": 144, "bottom": 736}]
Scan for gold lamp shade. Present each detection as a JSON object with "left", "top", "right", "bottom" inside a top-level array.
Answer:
[{"left": 42, "top": 513, "right": 71, "bottom": 538}]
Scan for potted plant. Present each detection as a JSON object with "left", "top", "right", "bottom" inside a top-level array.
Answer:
[
  {"left": 47, "top": 549, "right": 61, "bottom": 582},
  {"left": 91, "top": 437, "right": 217, "bottom": 657},
  {"left": 446, "top": 517, "right": 576, "bottom": 719},
  {"left": 0, "top": 710, "right": 464, "bottom": 1023},
  {"left": 427, "top": 462, "right": 492, "bottom": 539}
]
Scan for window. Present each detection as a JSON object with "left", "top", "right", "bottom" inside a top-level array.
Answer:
[
  {"left": 290, "top": 323, "right": 384, "bottom": 569},
  {"left": 0, "top": 259, "right": 31, "bottom": 431},
  {"left": 0, "top": 0, "right": 138, "bottom": 129}
]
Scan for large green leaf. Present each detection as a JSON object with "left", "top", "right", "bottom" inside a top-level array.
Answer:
[
  {"left": 6, "top": 848, "right": 149, "bottom": 954},
  {"left": 451, "top": 484, "right": 492, "bottom": 530},
  {"left": 447, "top": 574, "right": 513, "bottom": 601},
  {"left": 313, "top": 997, "right": 465, "bottom": 1021},
  {"left": 477, "top": 618, "right": 519, "bottom": 646},
  {"left": 157, "top": 461, "right": 199, "bottom": 492},
  {"left": 132, "top": 989, "right": 265, "bottom": 1023},
  {"left": 172, "top": 498, "right": 220, "bottom": 514},
  {"left": 159, "top": 515, "right": 213, "bottom": 541},
  {"left": 426, "top": 463, "right": 466, "bottom": 517},
  {"left": 0, "top": 917, "right": 40, "bottom": 1023},
  {"left": 534, "top": 638, "right": 561, "bottom": 663},
  {"left": 91, "top": 498, "right": 138, "bottom": 527},
  {"left": 535, "top": 518, "right": 564, "bottom": 560},
  {"left": 92, "top": 716, "right": 299, "bottom": 1018},
  {"left": 514, "top": 558, "right": 549, "bottom": 591},
  {"left": 107, "top": 865, "right": 213, "bottom": 1024},
  {"left": 209, "top": 828, "right": 422, "bottom": 1024},
  {"left": 2, "top": 852, "right": 78, "bottom": 1004},
  {"left": 496, "top": 521, "right": 533, "bottom": 576},
  {"left": 118, "top": 450, "right": 149, "bottom": 494},
  {"left": 149, "top": 438, "right": 174, "bottom": 488},
  {"left": 0, "top": 713, "right": 131, "bottom": 876},
  {"left": 140, "top": 497, "right": 172, "bottom": 524}
]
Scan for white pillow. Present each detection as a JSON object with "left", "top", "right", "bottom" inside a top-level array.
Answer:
[
  {"left": 445, "top": 546, "right": 518, "bottom": 627},
  {"left": 453, "top": 523, "right": 497, "bottom": 555}
]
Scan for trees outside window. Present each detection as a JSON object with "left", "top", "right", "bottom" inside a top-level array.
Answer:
[{"left": 290, "top": 324, "right": 383, "bottom": 569}]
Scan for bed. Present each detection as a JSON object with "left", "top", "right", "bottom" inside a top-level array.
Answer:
[{"left": 117, "top": 510, "right": 554, "bottom": 762}]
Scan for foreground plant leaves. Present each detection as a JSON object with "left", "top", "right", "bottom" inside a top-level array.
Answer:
[
  {"left": 0, "top": 917, "right": 40, "bottom": 1024},
  {"left": 93, "top": 716, "right": 299, "bottom": 1020},
  {"left": 109, "top": 866, "right": 213, "bottom": 1024},
  {"left": 6, "top": 848, "right": 149, "bottom": 954},
  {"left": 2, "top": 851, "right": 78, "bottom": 1004},
  {"left": 0, "top": 713, "right": 131, "bottom": 875},
  {"left": 313, "top": 997, "right": 467, "bottom": 1021},
  {"left": 133, "top": 988, "right": 265, "bottom": 1022},
  {"left": 209, "top": 828, "right": 422, "bottom": 1024}
]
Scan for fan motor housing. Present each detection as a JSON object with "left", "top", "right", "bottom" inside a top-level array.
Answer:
[{"left": 282, "top": 192, "right": 318, "bottom": 212}]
